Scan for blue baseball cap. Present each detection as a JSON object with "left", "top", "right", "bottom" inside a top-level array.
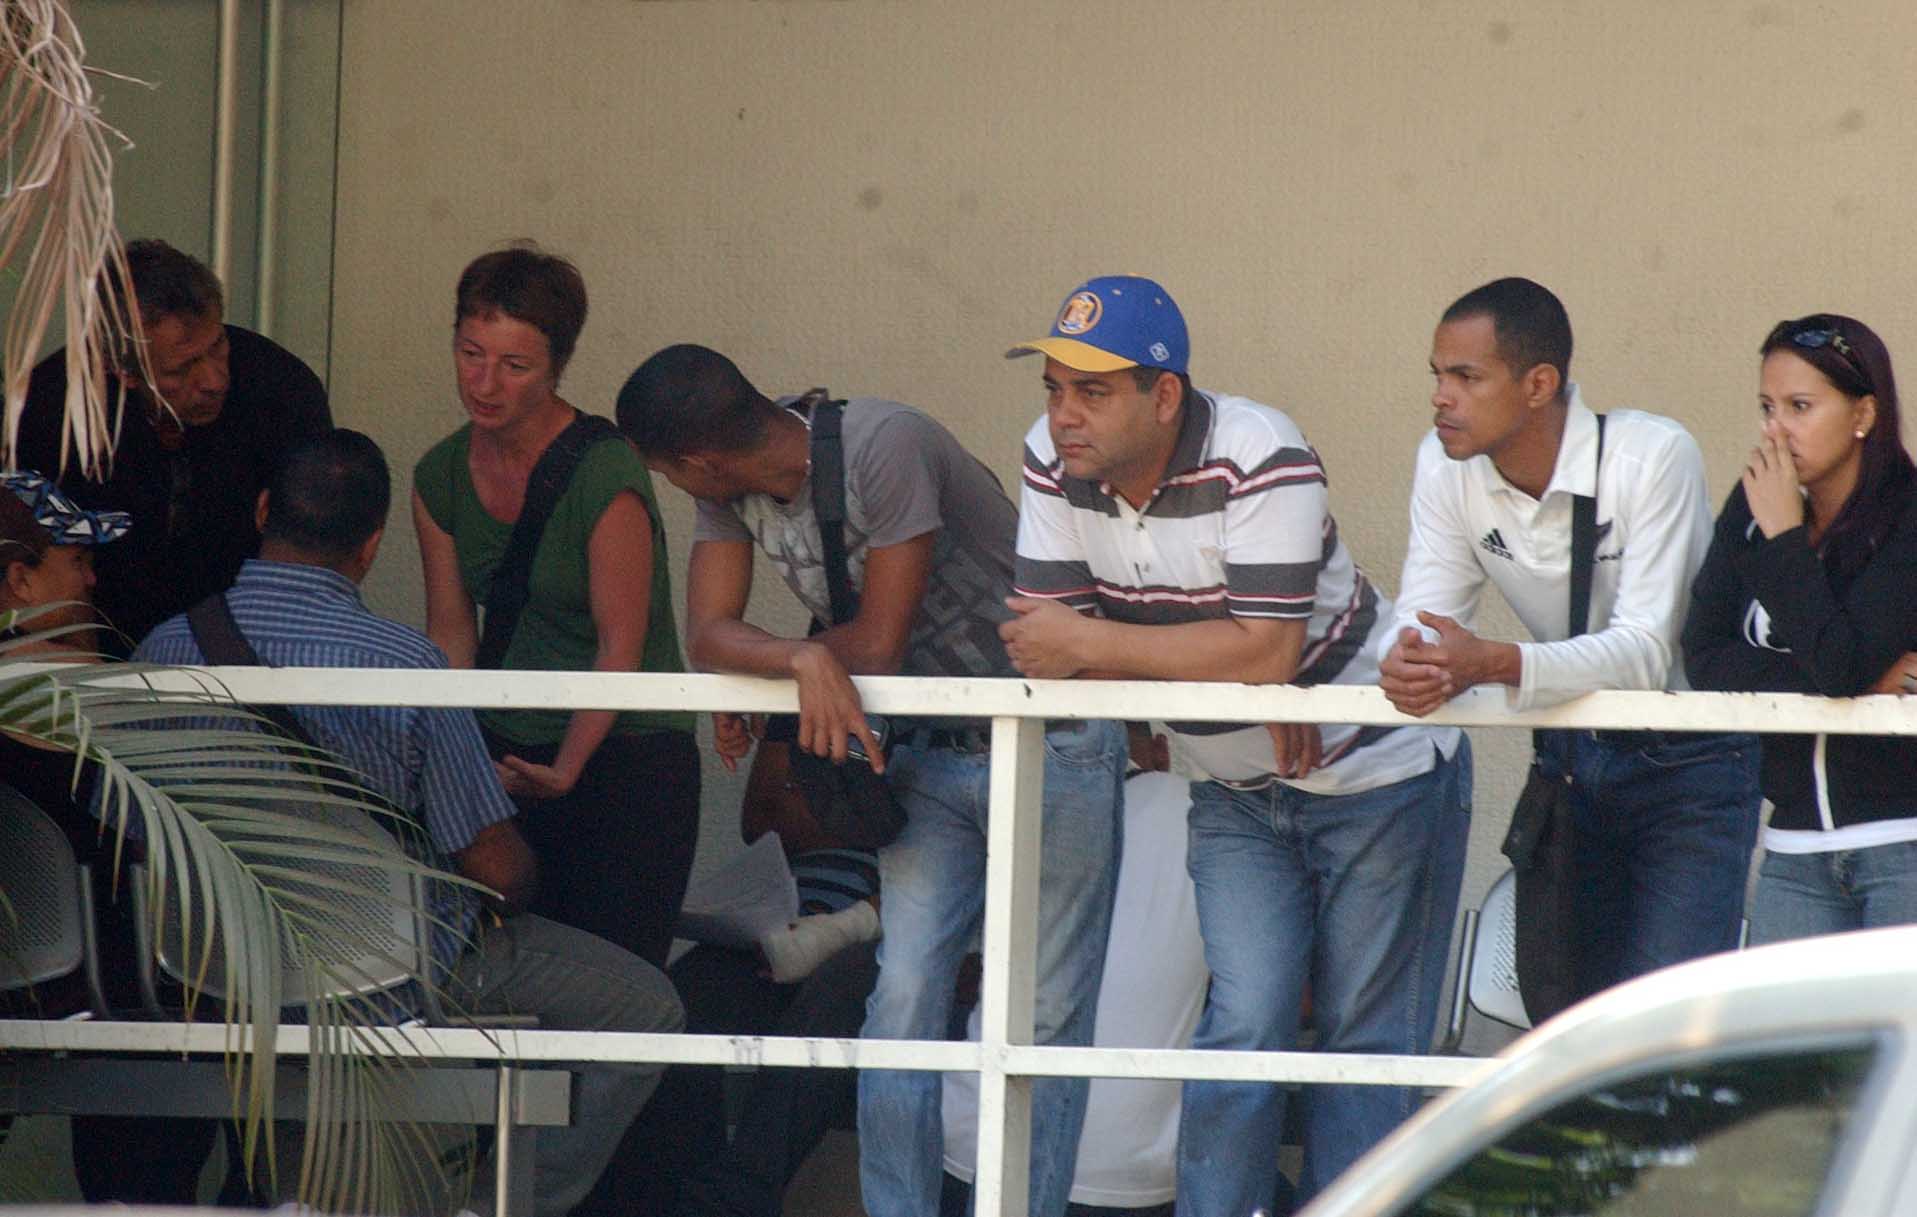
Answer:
[
  {"left": 1007, "top": 275, "right": 1189, "bottom": 375},
  {"left": 2, "top": 471, "right": 130, "bottom": 546}
]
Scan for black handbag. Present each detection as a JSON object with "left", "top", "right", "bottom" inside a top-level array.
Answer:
[
  {"left": 1500, "top": 748, "right": 1579, "bottom": 1023},
  {"left": 1499, "top": 414, "right": 1605, "bottom": 1025},
  {"left": 767, "top": 392, "right": 909, "bottom": 849},
  {"left": 773, "top": 712, "right": 905, "bottom": 849}
]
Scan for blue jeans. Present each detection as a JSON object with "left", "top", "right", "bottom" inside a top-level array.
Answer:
[
  {"left": 1175, "top": 738, "right": 1471, "bottom": 1216},
  {"left": 1749, "top": 840, "right": 1917, "bottom": 945},
  {"left": 859, "top": 719, "right": 1125, "bottom": 1217},
  {"left": 1532, "top": 729, "right": 1760, "bottom": 1000}
]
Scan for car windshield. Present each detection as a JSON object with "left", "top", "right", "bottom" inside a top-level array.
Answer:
[{"left": 1409, "top": 1042, "right": 1877, "bottom": 1217}]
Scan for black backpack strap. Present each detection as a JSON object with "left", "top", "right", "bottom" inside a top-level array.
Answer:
[
  {"left": 186, "top": 592, "right": 419, "bottom": 848},
  {"left": 476, "top": 411, "right": 620, "bottom": 669},
  {"left": 187, "top": 593, "right": 316, "bottom": 748},
  {"left": 805, "top": 393, "right": 860, "bottom": 627},
  {"left": 1567, "top": 414, "right": 1607, "bottom": 638}
]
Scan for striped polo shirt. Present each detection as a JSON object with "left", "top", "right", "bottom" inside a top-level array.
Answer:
[{"left": 1014, "top": 390, "right": 1455, "bottom": 795}]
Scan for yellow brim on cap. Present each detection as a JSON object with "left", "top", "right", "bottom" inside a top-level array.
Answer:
[{"left": 1004, "top": 337, "right": 1138, "bottom": 373}]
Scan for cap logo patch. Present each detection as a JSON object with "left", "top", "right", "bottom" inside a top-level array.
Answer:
[
  {"left": 1149, "top": 342, "right": 1170, "bottom": 363},
  {"left": 1056, "top": 291, "right": 1102, "bottom": 335}
]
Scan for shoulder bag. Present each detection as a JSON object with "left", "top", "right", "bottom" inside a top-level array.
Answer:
[
  {"left": 770, "top": 391, "right": 909, "bottom": 849},
  {"left": 1499, "top": 413, "right": 1606, "bottom": 1025}
]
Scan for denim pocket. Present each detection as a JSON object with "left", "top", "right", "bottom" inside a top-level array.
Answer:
[
  {"left": 1637, "top": 730, "right": 1752, "bottom": 770},
  {"left": 1041, "top": 718, "right": 1120, "bottom": 768}
]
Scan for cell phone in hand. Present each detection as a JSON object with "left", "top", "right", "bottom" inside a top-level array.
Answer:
[{"left": 844, "top": 714, "right": 892, "bottom": 766}]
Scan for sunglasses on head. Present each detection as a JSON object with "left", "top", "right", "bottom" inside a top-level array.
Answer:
[
  {"left": 1773, "top": 323, "right": 1870, "bottom": 387},
  {"left": 1790, "top": 328, "right": 1855, "bottom": 359}
]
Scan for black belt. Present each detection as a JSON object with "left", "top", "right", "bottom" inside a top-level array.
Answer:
[
  {"left": 898, "top": 719, "right": 1088, "bottom": 755},
  {"left": 899, "top": 725, "right": 992, "bottom": 754},
  {"left": 1536, "top": 726, "right": 1661, "bottom": 749},
  {"left": 1589, "top": 728, "right": 1662, "bottom": 746},
  {"left": 1551, "top": 727, "right": 1717, "bottom": 749}
]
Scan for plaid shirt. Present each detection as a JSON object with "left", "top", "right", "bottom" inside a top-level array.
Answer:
[{"left": 137, "top": 559, "right": 518, "bottom": 980}]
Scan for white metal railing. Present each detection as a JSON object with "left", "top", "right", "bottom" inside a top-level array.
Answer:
[{"left": 9, "top": 668, "right": 1917, "bottom": 1214}]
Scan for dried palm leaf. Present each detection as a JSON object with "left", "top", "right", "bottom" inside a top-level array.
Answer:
[{"left": 1, "top": 0, "right": 155, "bottom": 478}]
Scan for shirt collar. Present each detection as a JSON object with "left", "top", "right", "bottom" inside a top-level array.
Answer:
[
  {"left": 235, "top": 557, "right": 367, "bottom": 606},
  {"left": 1161, "top": 388, "right": 1215, "bottom": 480},
  {"left": 1471, "top": 383, "right": 1597, "bottom": 502},
  {"left": 1542, "top": 385, "right": 1600, "bottom": 500}
]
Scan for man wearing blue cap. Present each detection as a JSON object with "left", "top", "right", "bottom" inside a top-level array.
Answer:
[{"left": 1000, "top": 276, "right": 1471, "bottom": 1215}]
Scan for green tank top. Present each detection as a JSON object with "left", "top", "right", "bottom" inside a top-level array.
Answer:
[{"left": 414, "top": 422, "right": 693, "bottom": 744}]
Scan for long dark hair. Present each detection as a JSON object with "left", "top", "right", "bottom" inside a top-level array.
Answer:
[{"left": 1760, "top": 314, "right": 1915, "bottom": 578}]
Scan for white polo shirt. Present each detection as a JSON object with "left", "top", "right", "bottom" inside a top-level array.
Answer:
[
  {"left": 1015, "top": 389, "right": 1456, "bottom": 795},
  {"left": 1385, "top": 387, "right": 1714, "bottom": 709}
]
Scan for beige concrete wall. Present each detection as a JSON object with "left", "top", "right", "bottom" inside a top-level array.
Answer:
[
  {"left": 328, "top": 0, "right": 1917, "bottom": 891},
  {"left": 72, "top": 0, "right": 218, "bottom": 261}
]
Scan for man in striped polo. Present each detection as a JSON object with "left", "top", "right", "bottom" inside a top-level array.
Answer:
[{"left": 998, "top": 276, "right": 1471, "bottom": 1216}]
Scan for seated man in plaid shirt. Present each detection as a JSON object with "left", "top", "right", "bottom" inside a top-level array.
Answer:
[{"left": 137, "top": 428, "right": 682, "bottom": 1216}]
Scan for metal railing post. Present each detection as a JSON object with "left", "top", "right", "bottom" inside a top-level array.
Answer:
[
  {"left": 975, "top": 715, "right": 1045, "bottom": 1216},
  {"left": 494, "top": 1061, "right": 515, "bottom": 1216}
]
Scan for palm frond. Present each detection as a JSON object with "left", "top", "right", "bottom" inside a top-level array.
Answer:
[
  {"left": 0, "top": 0, "right": 155, "bottom": 477},
  {"left": 3, "top": 648, "right": 488, "bottom": 1213}
]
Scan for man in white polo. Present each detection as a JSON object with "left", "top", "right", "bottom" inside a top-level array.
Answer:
[
  {"left": 998, "top": 275, "right": 1470, "bottom": 1215},
  {"left": 1381, "top": 276, "right": 1760, "bottom": 1008}
]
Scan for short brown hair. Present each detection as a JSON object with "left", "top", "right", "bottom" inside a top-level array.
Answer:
[
  {"left": 454, "top": 244, "right": 589, "bottom": 377},
  {"left": 102, "top": 238, "right": 225, "bottom": 372}
]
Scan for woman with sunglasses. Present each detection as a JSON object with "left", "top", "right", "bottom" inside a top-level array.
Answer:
[
  {"left": 2, "top": 471, "right": 127, "bottom": 831},
  {"left": 1683, "top": 314, "right": 1917, "bottom": 944}
]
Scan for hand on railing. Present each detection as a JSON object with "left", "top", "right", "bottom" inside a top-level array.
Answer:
[{"left": 1381, "top": 614, "right": 1520, "bottom": 716}]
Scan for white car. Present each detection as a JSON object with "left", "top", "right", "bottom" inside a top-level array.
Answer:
[{"left": 1298, "top": 925, "right": 1917, "bottom": 1217}]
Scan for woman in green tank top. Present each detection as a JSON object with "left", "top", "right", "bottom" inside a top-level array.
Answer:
[{"left": 412, "top": 245, "right": 698, "bottom": 970}]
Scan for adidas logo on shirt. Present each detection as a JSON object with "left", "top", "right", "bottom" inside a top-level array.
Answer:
[{"left": 1479, "top": 529, "right": 1513, "bottom": 561}]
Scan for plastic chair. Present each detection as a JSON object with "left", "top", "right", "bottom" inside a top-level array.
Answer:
[
  {"left": 1439, "top": 867, "right": 1530, "bottom": 1051},
  {"left": 0, "top": 782, "right": 107, "bottom": 1017},
  {"left": 126, "top": 794, "right": 547, "bottom": 1213},
  {"left": 129, "top": 794, "right": 438, "bottom": 1019}
]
